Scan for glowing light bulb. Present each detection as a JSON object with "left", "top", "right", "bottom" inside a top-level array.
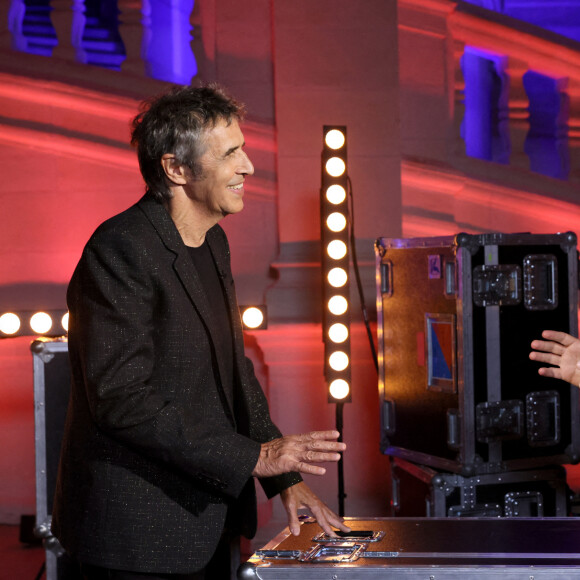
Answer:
[
  {"left": 325, "top": 129, "right": 345, "bottom": 150},
  {"left": 30, "top": 312, "right": 52, "bottom": 334},
  {"left": 326, "top": 212, "right": 347, "bottom": 232},
  {"left": 328, "top": 295, "right": 348, "bottom": 315},
  {"left": 242, "top": 307, "right": 264, "bottom": 329},
  {"left": 0, "top": 312, "right": 21, "bottom": 335},
  {"left": 325, "top": 185, "right": 346, "bottom": 205},
  {"left": 329, "top": 351, "right": 349, "bottom": 371},
  {"left": 61, "top": 312, "right": 69, "bottom": 332},
  {"left": 328, "top": 323, "right": 348, "bottom": 343},
  {"left": 325, "top": 157, "right": 346, "bottom": 177},
  {"left": 327, "top": 240, "right": 347, "bottom": 260},
  {"left": 328, "top": 268, "right": 348, "bottom": 288},
  {"left": 329, "top": 379, "right": 350, "bottom": 400}
]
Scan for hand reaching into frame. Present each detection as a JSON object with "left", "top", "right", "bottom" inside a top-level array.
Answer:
[{"left": 529, "top": 330, "right": 580, "bottom": 387}]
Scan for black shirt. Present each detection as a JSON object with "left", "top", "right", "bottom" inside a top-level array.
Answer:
[{"left": 187, "top": 240, "right": 234, "bottom": 400}]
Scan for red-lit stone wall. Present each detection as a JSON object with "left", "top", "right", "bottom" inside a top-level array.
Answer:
[{"left": 2, "top": 0, "right": 580, "bottom": 532}]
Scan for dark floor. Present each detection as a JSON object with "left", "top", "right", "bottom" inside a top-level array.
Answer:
[{"left": 0, "top": 524, "right": 46, "bottom": 580}]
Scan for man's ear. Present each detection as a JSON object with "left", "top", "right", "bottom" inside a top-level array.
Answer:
[{"left": 161, "top": 154, "right": 188, "bottom": 185}]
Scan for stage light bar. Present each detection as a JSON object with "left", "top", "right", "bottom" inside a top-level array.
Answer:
[
  {"left": 240, "top": 305, "right": 268, "bottom": 330},
  {"left": 0, "top": 310, "right": 69, "bottom": 338},
  {"left": 321, "top": 125, "right": 351, "bottom": 403}
]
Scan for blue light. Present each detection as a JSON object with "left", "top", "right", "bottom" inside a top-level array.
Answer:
[
  {"left": 461, "top": 0, "right": 580, "bottom": 45},
  {"left": 145, "top": 0, "right": 197, "bottom": 84},
  {"left": 460, "top": 47, "right": 510, "bottom": 164},
  {"left": 523, "top": 71, "right": 570, "bottom": 180}
]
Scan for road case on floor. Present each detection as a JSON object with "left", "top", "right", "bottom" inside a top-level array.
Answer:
[
  {"left": 238, "top": 517, "right": 580, "bottom": 579},
  {"left": 375, "top": 232, "right": 580, "bottom": 475},
  {"left": 390, "top": 457, "right": 570, "bottom": 517},
  {"left": 32, "top": 338, "right": 82, "bottom": 580}
]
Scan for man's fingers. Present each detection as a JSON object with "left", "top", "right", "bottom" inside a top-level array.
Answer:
[
  {"left": 542, "top": 330, "right": 576, "bottom": 346},
  {"left": 283, "top": 498, "right": 301, "bottom": 536},
  {"left": 307, "top": 440, "right": 346, "bottom": 452},
  {"left": 304, "top": 450, "right": 342, "bottom": 462},
  {"left": 530, "top": 351, "right": 559, "bottom": 365},
  {"left": 530, "top": 340, "right": 563, "bottom": 355},
  {"left": 334, "top": 519, "right": 351, "bottom": 533},
  {"left": 294, "top": 462, "right": 326, "bottom": 476},
  {"left": 308, "top": 430, "right": 341, "bottom": 440},
  {"left": 538, "top": 367, "right": 563, "bottom": 380},
  {"left": 308, "top": 504, "right": 350, "bottom": 537},
  {"left": 299, "top": 431, "right": 346, "bottom": 452}
]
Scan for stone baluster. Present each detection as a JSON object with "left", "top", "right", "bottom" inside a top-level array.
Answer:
[
  {"left": 50, "top": 0, "right": 86, "bottom": 63},
  {"left": 3, "top": 0, "right": 20, "bottom": 51},
  {"left": 118, "top": 0, "right": 147, "bottom": 77},
  {"left": 190, "top": 0, "right": 216, "bottom": 83}
]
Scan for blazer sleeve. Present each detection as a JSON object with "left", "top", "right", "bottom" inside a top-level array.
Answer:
[
  {"left": 67, "top": 222, "right": 261, "bottom": 500},
  {"left": 241, "top": 356, "right": 303, "bottom": 498}
]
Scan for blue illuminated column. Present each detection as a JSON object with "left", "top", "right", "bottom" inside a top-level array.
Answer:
[
  {"left": 461, "top": 47, "right": 510, "bottom": 164},
  {"left": 145, "top": 0, "right": 197, "bottom": 84},
  {"left": 523, "top": 70, "right": 570, "bottom": 180}
]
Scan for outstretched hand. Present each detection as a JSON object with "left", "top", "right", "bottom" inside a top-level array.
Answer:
[
  {"left": 252, "top": 430, "right": 345, "bottom": 479},
  {"left": 530, "top": 330, "right": 580, "bottom": 387},
  {"left": 280, "top": 481, "right": 350, "bottom": 537}
]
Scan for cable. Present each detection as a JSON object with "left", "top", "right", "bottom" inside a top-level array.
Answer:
[{"left": 347, "top": 176, "right": 379, "bottom": 372}]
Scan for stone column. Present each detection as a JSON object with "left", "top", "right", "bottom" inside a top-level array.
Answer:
[
  {"left": 51, "top": 0, "right": 85, "bottom": 62},
  {"left": 118, "top": 0, "right": 146, "bottom": 76},
  {"left": 3, "top": 0, "right": 19, "bottom": 51}
]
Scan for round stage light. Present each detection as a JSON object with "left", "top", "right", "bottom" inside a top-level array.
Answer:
[
  {"left": 328, "top": 323, "right": 348, "bottom": 343},
  {"left": 242, "top": 307, "right": 264, "bottom": 329},
  {"left": 325, "top": 185, "right": 346, "bottom": 205},
  {"left": 325, "top": 129, "right": 346, "bottom": 150},
  {"left": 0, "top": 312, "right": 21, "bottom": 335},
  {"left": 327, "top": 240, "right": 347, "bottom": 260},
  {"left": 30, "top": 312, "right": 52, "bottom": 334},
  {"left": 326, "top": 212, "right": 347, "bottom": 232},
  {"left": 61, "top": 312, "right": 69, "bottom": 332},
  {"left": 325, "top": 157, "right": 346, "bottom": 177},
  {"left": 328, "top": 268, "right": 348, "bottom": 288},
  {"left": 329, "top": 351, "right": 349, "bottom": 371},
  {"left": 329, "top": 379, "right": 350, "bottom": 400},
  {"left": 328, "top": 295, "right": 348, "bottom": 315}
]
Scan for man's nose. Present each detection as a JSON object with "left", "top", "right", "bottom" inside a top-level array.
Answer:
[{"left": 240, "top": 151, "right": 254, "bottom": 175}]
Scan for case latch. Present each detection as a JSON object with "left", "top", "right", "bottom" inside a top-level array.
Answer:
[
  {"left": 526, "top": 390, "right": 560, "bottom": 446},
  {"left": 504, "top": 491, "right": 544, "bottom": 517},
  {"left": 473, "top": 264, "right": 521, "bottom": 307},
  {"left": 475, "top": 399, "right": 524, "bottom": 442},
  {"left": 523, "top": 254, "right": 558, "bottom": 310},
  {"left": 299, "top": 542, "right": 366, "bottom": 563}
]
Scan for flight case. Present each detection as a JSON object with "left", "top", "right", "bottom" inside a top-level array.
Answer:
[
  {"left": 375, "top": 232, "right": 580, "bottom": 475},
  {"left": 390, "top": 456, "right": 569, "bottom": 518},
  {"left": 239, "top": 517, "right": 580, "bottom": 579},
  {"left": 32, "top": 338, "right": 82, "bottom": 580}
]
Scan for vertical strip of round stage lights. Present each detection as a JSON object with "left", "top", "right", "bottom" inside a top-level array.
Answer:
[{"left": 321, "top": 126, "right": 351, "bottom": 403}]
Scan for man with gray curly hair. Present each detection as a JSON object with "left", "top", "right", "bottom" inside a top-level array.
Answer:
[{"left": 52, "top": 84, "right": 348, "bottom": 580}]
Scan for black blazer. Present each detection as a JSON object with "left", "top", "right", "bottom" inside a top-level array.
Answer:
[{"left": 52, "top": 193, "right": 300, "bottom": 574}]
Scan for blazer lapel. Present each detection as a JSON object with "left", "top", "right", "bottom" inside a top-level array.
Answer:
[
  {"left": 206, "top": 228, "right": 245, "bottom": 369},
  {"left": 137, "top": 194, "right": 237, "bottom": 423}
]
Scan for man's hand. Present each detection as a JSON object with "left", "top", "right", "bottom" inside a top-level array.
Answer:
[
  {"left": 280, "top": 481, "right": 350, "bottom": 537},
  {"left": 252, "top": 430, "right": 345, "bottom": 479},
  {"left": 530, "top": 330, "right": 580, "bottom": 387}
]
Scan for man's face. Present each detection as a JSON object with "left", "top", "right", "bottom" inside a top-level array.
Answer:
[{"left": 185, "top": 118, "right": 254, "bottom": 220}]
